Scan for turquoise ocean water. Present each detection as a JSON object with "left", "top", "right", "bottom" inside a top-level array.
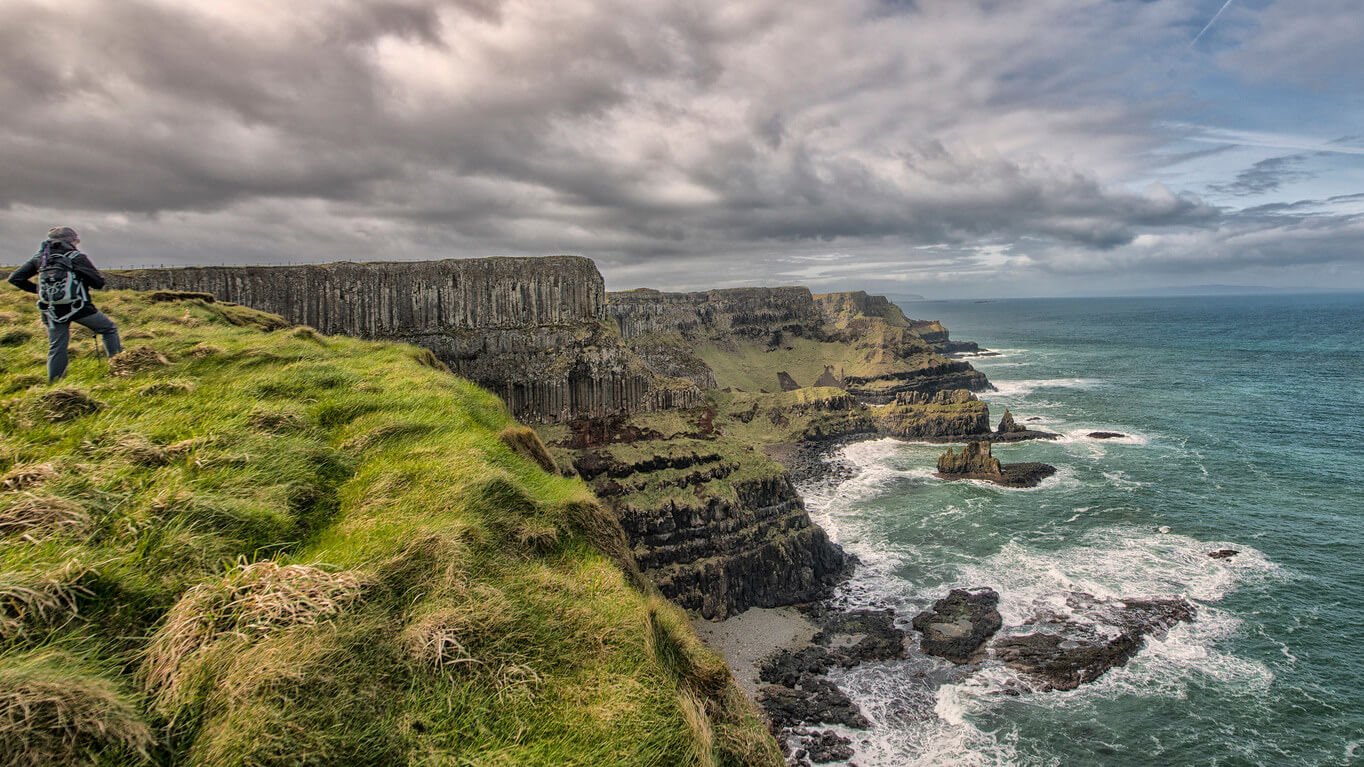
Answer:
[{"left": 798, "top": 293, "right": 1364, "bottom": 766}]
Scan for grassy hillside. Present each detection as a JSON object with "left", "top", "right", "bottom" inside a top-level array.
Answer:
[{"left": 0, "top": 290, "right": 779, "bottom": 766}]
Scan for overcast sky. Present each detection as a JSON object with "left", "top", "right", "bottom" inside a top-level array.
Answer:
[{"left": 2, "top": 0, "right": 1361, "bottom": 297}]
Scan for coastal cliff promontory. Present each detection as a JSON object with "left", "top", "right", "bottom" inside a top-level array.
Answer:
[{"left": 106, "top": 257, "right": 1001, "bottom": 618}]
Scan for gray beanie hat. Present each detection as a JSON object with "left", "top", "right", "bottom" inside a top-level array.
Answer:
[{"left": 46, "top": 226, "right": 79, "bottom": 244}]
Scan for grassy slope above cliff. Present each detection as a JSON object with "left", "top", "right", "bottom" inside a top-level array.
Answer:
[{"left": 0, "top": 290, "right": 778, "bottom": 767}]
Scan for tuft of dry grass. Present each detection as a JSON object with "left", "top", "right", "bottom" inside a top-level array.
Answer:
[
  {"left": 137, "top": 379, "right": 194, "bottom": 396},
  {"left": 0, "top": 652, "right": 154, "bottom": 767},
  {"left": 678, "top": 689, "right": 717, "bottom": 767},
  {"left": 247, "top": 408, "right": 306, "bottom": 433},
  {"left": 109, "top": 433, "right": 169, "bottom": 467},
  {"left": 0, "top": 328, "right": 32, "bottom": 347},
  {"left": 122, "top": 329, "right": 158, "bottom": 340},
  {"left": 512, "top": 519, "right": 560, "bottom": 553},
  {"left": 402, "top": 585, "right": 517, "bottom": 672},
  {"left": 141, "top": 560, "right": 366, "bottom": 713},
  {"left": 2, "top": 374, "right": 44, "bottom": 395},
  {"left": 2, "top": 463, "right": 57, "bottom": 491},
  {"left": 498, "top": 425, "right": 558, "bottom": 474},
  {"left": 402, "top": 585, "right": 544, "bottom": 701},
  {"left": 409, "top": 348, "right": 451, "bottom": 373},
  {"left": 186, "top": 342, "right": 223, "bottom": 359},
  {"left": 37, "top": 388, "right": 103, "bottom": 422},
  {"left": 109, "top": 346, "right": 170, "bottom": 377},
  {"left": 288, "top": 326, "right": 325, "bottom": 343},
  {"left": 0, "top": 494, "right": 90, "bottom": 540},
  {"left": 0, "top": 559, "right": 92, "bottom": 637}
]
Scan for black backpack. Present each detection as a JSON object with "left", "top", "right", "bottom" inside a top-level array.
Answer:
[{"left": 37, "top": 249, "right": 89, "bottom": 323}]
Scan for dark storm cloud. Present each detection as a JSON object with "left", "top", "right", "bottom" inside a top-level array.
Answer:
[{"left": 0, "top": 0, "right": 1358, "bottom": 295}]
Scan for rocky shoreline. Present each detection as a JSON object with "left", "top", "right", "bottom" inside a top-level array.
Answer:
[{"left": 721, "top": 430, "right": 1196, "bottom": 765}]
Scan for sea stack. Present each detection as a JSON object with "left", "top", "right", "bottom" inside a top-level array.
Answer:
[
  {"left": 997, "top": 409, "right": 1027, "bottom": 433},
  {"left": 937, "top": 441, "right": 1003, "bottom": 476},
  {"left": 936, "top": 441, "right": 1057, "bottom": 488}
]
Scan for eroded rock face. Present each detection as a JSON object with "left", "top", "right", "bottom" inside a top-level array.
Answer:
[
  {"left": 993, "top": 592, "right": 1196, "bottom": 691},
  {"left": 609, "top": 286, "right": 826, "bottom": 342},
  {"left": 912, "top": 588, "right": 1003, "bottom": 664},
  {"left": 576, "top": 445, "right": 849, "bottom": 618},
  {"left": 937, "top": 441, "right": 1003, "bottom": 476},
  {"left": 876, "top": 390, "right": 992, "bottom": 439}
]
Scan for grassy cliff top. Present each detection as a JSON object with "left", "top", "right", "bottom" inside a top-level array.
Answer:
[{"left": 0, "top": 290, "right": 777, "bottom": 766}]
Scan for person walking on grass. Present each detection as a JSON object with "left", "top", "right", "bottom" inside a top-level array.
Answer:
[{"left": 7, "top": 226, "right": 122, "bottom": 382}]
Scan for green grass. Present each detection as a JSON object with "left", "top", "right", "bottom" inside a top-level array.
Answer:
[{"left": 0, "top": 291, "right": 779, "bottom": 766}]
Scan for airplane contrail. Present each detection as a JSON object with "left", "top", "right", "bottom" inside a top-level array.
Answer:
[{"left": 1189, "top": 0, "right": 1237, "bottom": 49}]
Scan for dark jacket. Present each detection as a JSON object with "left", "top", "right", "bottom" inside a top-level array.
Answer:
[{"left": 7, "top": 241, "right": 106, "bottom": 322}]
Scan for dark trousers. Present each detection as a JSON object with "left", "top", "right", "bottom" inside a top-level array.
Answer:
[{"left": 47, "top": 310, "right": 121, "bottom": 382}]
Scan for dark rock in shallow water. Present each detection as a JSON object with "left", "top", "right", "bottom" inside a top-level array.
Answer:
[
  {"left": 1026, "top": 417, "right": 1042, "bottom": 422},
  {"left": 997, "top": 462, "right": 1057, "bottom": 487},
  {"left": 758, "top": 677, "right": 869, "bottom": 729},
  {"left": 1087, "top": 431, "right": 1127, "bottom": 440},
  {"left": 760, "top": 645, "right": 835, "bottom": 688},
  {"left": 997, "top": 409, "right": 1027, "bottom": 434},
  {"left": 993, "top": 592, "right": 1195, "bottom": 691},
  {"left": 813, "top": 608, "right": 906, "bottom": 664},
  {"left": 936, "top": 441, "right": 1057, "bottom": 488},
  {"left": 1208, "top": 549, "right": 1239, "bottom": 560},
  {"left": 912, "top": 588, "right": 1003, "bottom": 664},
  {"left": 802, "top": 730, "right": 855, "bottom": 763},
  {"left": 756, "top": 607, "right": 905, "bottom": 735},
  {"left": 760, "top": 609, "right": 906, "bottom": 687}
]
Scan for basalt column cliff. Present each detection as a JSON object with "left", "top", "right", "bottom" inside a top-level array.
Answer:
[{"left": 108, "top": 258, "right": 703, "bottom": 423}]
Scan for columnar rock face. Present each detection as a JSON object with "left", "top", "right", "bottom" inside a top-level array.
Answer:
[
  {"left": 108, "top": 258, "right": 703, "bottom": 423},
  {"left": 110, "top": 257, "right": 606, "bottom": 335}
]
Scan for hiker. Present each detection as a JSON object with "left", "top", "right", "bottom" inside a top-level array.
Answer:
[{"left": 7, "top": 226, "right": 122, "bottom": 382}]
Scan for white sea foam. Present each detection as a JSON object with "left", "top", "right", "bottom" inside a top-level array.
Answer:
[
  {"left": 795, "top": 437, "right": 1286, "bottom": 767},
  {"left": 1056, "top": 427, "right": 1150, "bottom": 446},
  {"left": 1100, "top": 470, "right": 1147, "bottom": 492},
  {"left": 822, "top": 529, "right": 1283, "bottom": 766},
  {"left": 816, "top": 663, "right": 1027, "bottom": 767},
  {"left": 985, "top": 378, "right": 1103, "bottom": 398},
  {"left": 946, "top": 465, "right": 1079, "bottom": 494}
]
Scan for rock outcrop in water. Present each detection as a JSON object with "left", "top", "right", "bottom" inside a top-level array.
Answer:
[
  {"left": 997, "top": 409, "right": 1026, "bottom": 434},
  {"left": 912, "top": 588, "right": 1003, "bottom": 663},
  {"left": 936, "top": 441, "right": 1057, "bottom": 487},
  {"left": 993, "top": 592, "right": 1196, "bottom": 691}
]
